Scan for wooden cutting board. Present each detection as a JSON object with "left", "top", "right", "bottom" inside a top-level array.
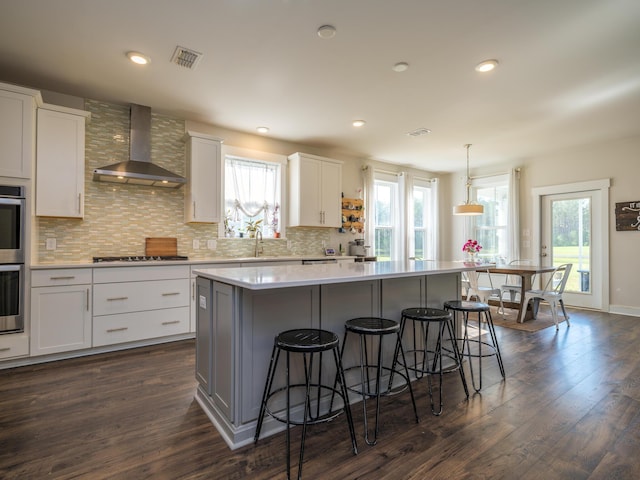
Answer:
[{"left": 145, "top": 237, "right": 178, "bottom": 257}]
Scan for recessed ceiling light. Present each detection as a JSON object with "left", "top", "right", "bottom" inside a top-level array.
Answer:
[
  {"left": 475, "top": 59, "right": 498, "bottom": 73},
  {"left": 352, "top": 120, "right": 366, "bottom": 127},
  {"left": 256, "top": 126, "right": 270, "bottom": 134},
  {"left": 392, "top": 62, "right": 409, "bottom": 72},
  {"left": 317, "top": 25, "right": 337, "bottom": 39},
  {"left": 127, "top": 51, "right": 150, "bottom": 65}
]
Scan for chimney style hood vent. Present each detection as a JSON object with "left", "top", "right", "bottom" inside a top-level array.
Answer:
[{"left": 93, "top": 104, "right": 186, "bottom": 188}]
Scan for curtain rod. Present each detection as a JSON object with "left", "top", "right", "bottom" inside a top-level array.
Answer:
[{"left": 470, "top": 167, "right": 521, "bottom": 180}]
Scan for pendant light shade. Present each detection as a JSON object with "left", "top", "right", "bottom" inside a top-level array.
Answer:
[{"left": 453, "top": 144, "right": 484, "bottom": 216}]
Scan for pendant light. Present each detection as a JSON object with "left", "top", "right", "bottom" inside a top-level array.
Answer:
[{"left": 453, "top": 144, "right": 484, "bottom": 215}]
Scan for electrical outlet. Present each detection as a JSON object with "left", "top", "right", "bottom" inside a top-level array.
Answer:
[
  {"left": 287, "top": 240, "right": 292, "bottom": 249},
  {"left": 193, "top": 239, "right": 200, "bottom": 250},
  {"left": 207, "top": 239, "right": 217, "bottom": 250},
  {"left": 46, "top": 238, "right": 56, "bottom": 250}
]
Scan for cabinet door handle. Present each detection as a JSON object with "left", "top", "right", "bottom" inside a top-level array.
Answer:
[
  {"left": 78, "top": 193, "right": 82, "bottom": 214},
  {"left": 162, "top": 292, "right": 180, "bottom": 296},
  {"left": 162, "top": 320, "right": 180, "bottom": 326},
  {"left": 86, "top": 289, "right": 90, "bottom": 311},
  {"left": 106, "top": 327, "right": 128, "bottom": 333},
  {"left": 192, "top": 280, "right": 195, "bottom": 300},
  {"left": 106, "top": 296, "right": 129, "bottom": 301},
  {"left": 193, "top": 201, "right": 196, "bottom": 219},
  {"left": 0, "top": 347, "right": 10, "bottom": 352},
  {"left": 50, "top": 276, "right": 75, "bottom": 280}
]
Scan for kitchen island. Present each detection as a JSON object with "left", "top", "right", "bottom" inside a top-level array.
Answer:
[{"left": 194, "top": 260, "right": 474, "bottom": 449}]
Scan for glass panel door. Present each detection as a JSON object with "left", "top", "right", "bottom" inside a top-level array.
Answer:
[{"left": 541, "top": 190, "right": 601, "bottom": 309}]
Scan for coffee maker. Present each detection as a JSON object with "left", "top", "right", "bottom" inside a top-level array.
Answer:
[{"left": 348, "top": 239, "right": 370, "bottom": 257}]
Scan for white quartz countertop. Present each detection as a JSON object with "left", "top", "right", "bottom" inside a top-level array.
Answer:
[
  {"left": 194, "top": 260, "right": 478, "bottom": 290},
  {"left": 30, "top": 255, "right": 355, "bottom": 269}
]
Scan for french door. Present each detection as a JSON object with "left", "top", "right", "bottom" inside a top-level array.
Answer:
[{"left": 533, "top": 180, "right": 610, "bottom": 311}]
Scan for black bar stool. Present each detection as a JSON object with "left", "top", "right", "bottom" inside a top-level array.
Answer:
[
  {"left": 444, "top": 300, "right": 505, "bottom": 392},
  {"left": 254, "top": 328, "right": 358, "bottom": 480},
  {"left": 337, "top": 317, "right": 419, "bottom": 446},
  {"left": 393, "top": 307, "right": 469, "bottom": 416}
]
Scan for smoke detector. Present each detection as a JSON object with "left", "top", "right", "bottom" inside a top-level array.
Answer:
[{"left": 171, "top": 46, "right": 203, "bottom": 70}]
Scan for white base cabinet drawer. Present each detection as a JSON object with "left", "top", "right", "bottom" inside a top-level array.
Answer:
[
  {"left": 93, "top": 307, "right": 190, "bottom": 347},
  {"left": 0, "top": 333, "right": 30, "bottom": 360},
  {"left": 32, "top": 268, "right": 92, "bottom": 287},
  {"left": 93, "top": 279, "right": 189, "bottom": 316}
]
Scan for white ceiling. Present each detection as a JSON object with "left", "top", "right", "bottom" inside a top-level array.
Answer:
[{"left": 1, "top": 0, "right": 639, "bottom": 172}]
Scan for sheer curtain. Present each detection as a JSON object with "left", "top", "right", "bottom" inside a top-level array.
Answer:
[
  {"left": 363, "top": 165, "right": 375, "bottom": 248},
  {"left": 429, "top": 178, "right": 440, "bottom": 260},
  {"left": 227, "top": 157, "right": 277, "bottom": 219},
  {"left": 507, "top": 168, "right": 520, "bottom": 262}
]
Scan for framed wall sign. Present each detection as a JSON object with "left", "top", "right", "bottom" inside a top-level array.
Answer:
[{"left": 615, "top": 201, "right": 640, "bottom": 231}]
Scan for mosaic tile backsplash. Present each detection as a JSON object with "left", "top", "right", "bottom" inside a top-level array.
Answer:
[{"left": 35, "top": 99, "right": 334, "bottom": 263}]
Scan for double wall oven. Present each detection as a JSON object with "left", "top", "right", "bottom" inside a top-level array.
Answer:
[{"left": 0, "top": 185, "right": 25, "bottom": 334}]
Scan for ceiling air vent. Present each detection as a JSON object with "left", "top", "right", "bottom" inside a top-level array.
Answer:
[
  {"left": 170, "top": 46, "right": 203, "bottom": 70},
  {"left": 406, "top": 128, "right": 432, "bottom": 137}
]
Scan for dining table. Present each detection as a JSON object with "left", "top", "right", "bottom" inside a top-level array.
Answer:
[{"left": 484, "top": 264, "right": 557, "bottom": 322}]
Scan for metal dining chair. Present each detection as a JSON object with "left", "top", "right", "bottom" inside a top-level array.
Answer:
[
  {"left": 463, "top": 269, "right": 506, "bottom": 317},
  {"left": 519, "top": 263, "right": 572, "bottom": 329},
  {"left": 500, "top": 259, "right": 534, "bottom": 303}
]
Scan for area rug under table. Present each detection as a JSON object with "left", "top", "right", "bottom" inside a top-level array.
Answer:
[{"left": 488, "top": 305, "right": 568, "bottom": 332}]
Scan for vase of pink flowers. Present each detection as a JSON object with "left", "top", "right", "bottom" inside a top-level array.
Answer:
[{"left": 462, "top": 239, "right": 482, "bottom": 263}]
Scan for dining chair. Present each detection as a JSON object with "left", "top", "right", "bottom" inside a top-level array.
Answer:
[
  {"left": 500, "top": 259, "right": 534, "bottom": 302},
  {"left": 519, "top": 263, "right": 572, "bottom": 329},
  {"left": 464, "top": 269, "right": 505, "bottom": 317}
]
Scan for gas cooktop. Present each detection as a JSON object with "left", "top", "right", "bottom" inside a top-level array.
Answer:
[{"left": 93, "top": 255, "right": 189, "bottom": 263}]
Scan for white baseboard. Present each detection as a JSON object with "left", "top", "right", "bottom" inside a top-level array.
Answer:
[{"left": 609, "top": 305, "right": 640, "bottom": 317}]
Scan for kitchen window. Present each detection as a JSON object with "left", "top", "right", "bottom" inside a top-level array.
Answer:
[
  {"left": 366, "top": 168, "right": 438, "bottom": 261},
  {"left": 222, "top": 146, "right": 286, "bottom": 238},
  {"left": 468, "top": 169, "right": 519, "bottom": 262},
  {"left": 410, "top": 178, "right": 437, "bottom": 260},
  {"left": 372, "top": 173, "right": 399, "bottom": 261}
]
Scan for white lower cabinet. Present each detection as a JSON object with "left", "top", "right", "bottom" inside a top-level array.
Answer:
[
  {"left": 30, "top": 269, "right": 92, "bottom": 356},
  {"left": 0, "top": 334, "right": 30, "bottom": 360},
  {"left": 93, "top": 265, "right": 190, "bottom": 346}
]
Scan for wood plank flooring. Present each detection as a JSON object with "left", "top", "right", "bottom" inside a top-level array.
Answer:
[{"left": 1, "top": 308, "right": 640, "bottom": 479}]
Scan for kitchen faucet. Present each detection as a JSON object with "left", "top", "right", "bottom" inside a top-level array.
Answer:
[{"left": 254, "top": 230, "right": 263, "bottom": 257}]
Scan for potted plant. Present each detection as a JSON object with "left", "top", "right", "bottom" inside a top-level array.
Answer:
[
  {"left": 245, "top": 218, "right": 263, "bottom": 238},
  {"left": 223, "top": 210, "right": 235, "bottom": 238},
  {"left": 270, "top": 204, "right": 280, "bottom": 238}
]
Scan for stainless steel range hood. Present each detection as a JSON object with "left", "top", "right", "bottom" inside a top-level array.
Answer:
[{"left": 93, "top": 104, "right": 186, "bottom": 188}]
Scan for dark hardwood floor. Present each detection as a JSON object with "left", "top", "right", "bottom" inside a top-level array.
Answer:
[{"left": 1, "top": 308, "right": 640, "bottom": 479}]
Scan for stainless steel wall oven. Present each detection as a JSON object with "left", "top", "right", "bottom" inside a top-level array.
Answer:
[{"left": 0, "top": 185, "right": 25, "bottom": 333}]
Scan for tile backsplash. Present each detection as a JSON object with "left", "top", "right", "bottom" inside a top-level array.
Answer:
[{"left": 35, "top": 99, "right": 333, "bottom": 263}]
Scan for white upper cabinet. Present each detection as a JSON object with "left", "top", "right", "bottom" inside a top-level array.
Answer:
[
  {"left": 0, "top": 83, "right": 41, "bottom": 179},
  {"left": 184, "top": 131, "right": 223, "bottom": 223},
  {"left": 288, "top": 152, "right": 343, "bottom": 227},
  {"left": 36, "top": 104, "right": 90, "bottom": 218}
]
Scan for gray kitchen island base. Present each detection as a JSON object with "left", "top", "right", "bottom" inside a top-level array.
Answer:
[{"left": 194, "top": 262, "right": 465, "bottom": 450}]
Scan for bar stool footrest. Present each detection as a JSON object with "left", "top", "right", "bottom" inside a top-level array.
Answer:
[
  {"left": 342, "top": 364, "right": 411, "bottom": 397},
  {"left": 263, "top": 384, "right": 347, "bottom": 426}
]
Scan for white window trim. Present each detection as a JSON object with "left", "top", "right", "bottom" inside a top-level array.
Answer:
[{"left": 220, "top": 145, "right": 287, "bottom": 238}]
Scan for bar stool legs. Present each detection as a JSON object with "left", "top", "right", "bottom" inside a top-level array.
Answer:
[
  {"left": 338, "top": 317, "right": 419, "bottom": 446},
  {"left": 254, "top": 329, "right": 357, "bottom": 480},
  {"left": 394, "top": 308, "right": 469, "bottom": 416},
  {"left": 444, "top": 300, "right": 505, "bottom": 393}
]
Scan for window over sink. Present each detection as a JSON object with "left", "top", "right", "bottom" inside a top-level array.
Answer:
[{"left": 222, "top": 146, "right": 286, "bottom": 238}]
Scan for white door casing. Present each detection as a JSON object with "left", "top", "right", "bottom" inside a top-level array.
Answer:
[{"left": 532, "top": 179, "right": 610, "bottom": 311}]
